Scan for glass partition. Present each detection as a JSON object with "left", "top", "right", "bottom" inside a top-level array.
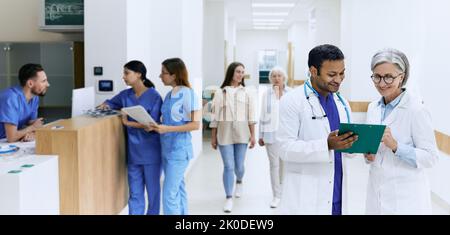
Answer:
[{"left": 0, "top": 42, "right": 75, "bottom": 121}]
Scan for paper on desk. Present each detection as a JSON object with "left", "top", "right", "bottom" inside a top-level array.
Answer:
[{"left": 121, "top": 105, "right": 157, "bottom": 125}]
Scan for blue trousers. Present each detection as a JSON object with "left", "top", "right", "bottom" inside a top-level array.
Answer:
[
  {"left": 162, "top": 157, "right": 190, "bottom": 215},
  {"left": 218, "top": 144, "right": 248, "bottom": 197},
  {"left": 127, "top": 163, "right": 162, "bottom": 215}
]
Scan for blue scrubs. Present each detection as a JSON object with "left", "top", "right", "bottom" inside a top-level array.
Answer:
[
  {"left": 0, "top": 86, "right": 39, "bottom": 139},
  {"left": 106, "top": 87, "right": 162, "bottom": 215},
  {"left": 318, "top": 93, "right": 342, "bottom": 215},
  {"left": 160, "top": 87, "right": 199, "bottom": 215}
]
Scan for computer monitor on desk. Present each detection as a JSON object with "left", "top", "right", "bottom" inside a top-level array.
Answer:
[{"left": 71, "top": 87, "right": 95, "bottom": 117}]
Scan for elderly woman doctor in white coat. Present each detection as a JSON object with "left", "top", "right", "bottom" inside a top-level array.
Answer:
[{"left": 365, "top": 48, "right": 439, "bottom": 214}]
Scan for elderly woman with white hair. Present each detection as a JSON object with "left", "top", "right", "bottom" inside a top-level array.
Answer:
[
  {"left": 258, "top": 66, "right": 292, "bottom": 209},
  {"left": 364, "top": 48, "right": 439, "bottom": 214}
]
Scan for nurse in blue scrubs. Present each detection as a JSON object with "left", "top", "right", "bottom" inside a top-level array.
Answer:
[
  {"left": 148, "top": 58, "right": 201, "bottom": 215},
  {"left": 98, "top": 60, "right": 162, "bottom": 215},
  {"left": 0, "top": 63, "right": 49, "bottom": 142}
]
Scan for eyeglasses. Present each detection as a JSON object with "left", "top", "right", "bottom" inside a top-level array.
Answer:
[
  {"left": 371, "top": 72, "right": 404, "bottom": 84},
  {"left": 306, "top": 93, "right": 327, "bottom": 120}
]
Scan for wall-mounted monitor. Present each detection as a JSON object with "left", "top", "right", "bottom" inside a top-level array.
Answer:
[{"left": 40, "top": 0, "right": 84, "bottom": 32}]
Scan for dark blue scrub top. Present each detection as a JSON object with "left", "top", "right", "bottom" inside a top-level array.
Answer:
[{"left": 106, "top": 88, "right": 162, "bottom": 165}]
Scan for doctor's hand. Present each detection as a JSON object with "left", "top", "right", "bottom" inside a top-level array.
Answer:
[
  {"left": 327, "top": 130, "right": 358, "bottom": 150},
  {"left": 364, "top": 154, "right": 376, "bottom": 162},
  {"left": 381, "top": 127, "right": 398, "bottom": 152}
]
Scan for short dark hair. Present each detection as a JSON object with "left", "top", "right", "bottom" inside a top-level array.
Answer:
[
  {"left": 18, "top": 63, "right": 44, "bottom": 86},
  {"left": 308, "top": 44, "right": 344, "bottom": 75}
]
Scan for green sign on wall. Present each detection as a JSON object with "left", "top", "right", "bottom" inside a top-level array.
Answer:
[{"left": 44, "top": 0, "right": 84, "bottom": 26}]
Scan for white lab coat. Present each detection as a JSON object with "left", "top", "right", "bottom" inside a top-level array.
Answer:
[
  {"left": 276, "top": 85, "right": 353, "bottom": 215},
  {"left": 365, "top": 89, "right": 439, "bottom": 215}
]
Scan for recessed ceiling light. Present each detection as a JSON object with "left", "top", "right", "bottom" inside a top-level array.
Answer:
[
  {"left": 253, "top": 12, "right": 289, "bottom": 16},
  {"left": 252, "top": 3, "right": 295, "bottom": 8},
  {"left": 253, "top": 22, "right": 282, "bottom": 26},
  {"left": 253, "top": 19, "right": 284, "bottom": 22},
  {"left": 253, "top": 26, "right": 279, "bottom": 30}
]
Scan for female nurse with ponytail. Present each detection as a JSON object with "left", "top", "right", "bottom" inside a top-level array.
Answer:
[{"left": 98, "top": 60, "right": 163, "bottom": 215}]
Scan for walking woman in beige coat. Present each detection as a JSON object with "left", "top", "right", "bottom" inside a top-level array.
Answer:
[{"left": 210, "top": 62, "right": 257, "bottom": 213}]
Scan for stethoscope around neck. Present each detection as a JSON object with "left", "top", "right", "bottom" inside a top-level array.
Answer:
[{"left": 304, "top": 79, "right": 351, "bottom": 123}]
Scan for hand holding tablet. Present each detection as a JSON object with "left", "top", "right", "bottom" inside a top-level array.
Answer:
[{"left": 337, "top": 123, "right": 386, "bottom": 154}]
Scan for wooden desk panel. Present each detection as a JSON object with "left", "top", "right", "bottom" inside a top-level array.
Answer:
[{"left": 35, "top": 115, "right": 128, "bottom": 215}]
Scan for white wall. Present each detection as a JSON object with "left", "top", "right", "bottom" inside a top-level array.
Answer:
[
  {"left": 203, "top": 0, "right": 226, "bottom": 88},
  {"left": 309, "top": 0, "right": 341, "bottom": 47},
  {"left": 84, "top": 0, "right": 128, "bottom": 105},
  {"left": 181, "top": 0, "right": 204, "bottom": 162},
  {"left": 286, "top": 0, "right": 341, "bottom": 85},
  {"left": 226, "top": 18, "right": 237, "bottom": 65},
  {"left": 411, "top": 0, "right": 450, "bottom": 205},
  {"left": 288, "top": 22, "right": 309, "bottom": 81},
  {"left": 416, "top": 0, "right": 450, "bottom": 135},
  {"left": 0, "top": 0, "right": 83, "bottom": 42},
  {"left": 127, "top": 0, "right": 152, "bottom": 75},
  {"left": 147, "top": 0, "right": 183, "bottom": 98},
  {"left": 235, "top": 30, "right": 288, "bottom": 88}
]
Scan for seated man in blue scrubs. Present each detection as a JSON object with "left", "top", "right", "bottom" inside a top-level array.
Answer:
[{"left": 0, "top": 63, "right": 50, "bottom": 142}]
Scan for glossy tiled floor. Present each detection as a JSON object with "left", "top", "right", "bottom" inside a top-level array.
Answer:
[
  {"left": 120, "top": 140, "right": 450, "bottom": 215},
  {"left": 186, "top": 141, "right": 274, "bottom": 215}
]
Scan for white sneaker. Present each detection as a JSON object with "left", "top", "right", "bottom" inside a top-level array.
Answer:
[
  {"left": 223, "top": 198, "right": 233, "bottom": 213},
  {"left": 234, "top": 183, "right": 243, "bottom": 198},
  {"left": 270, "top": 197, "right": 281, "bottom": 208}
]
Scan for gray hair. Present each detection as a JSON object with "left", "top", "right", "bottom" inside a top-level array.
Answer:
[
  {"left": 371, "top": 48, "right": 410, "bottom": 87},
  {"left": 269, "top": 66, "right": 288, "bottom": 84}
]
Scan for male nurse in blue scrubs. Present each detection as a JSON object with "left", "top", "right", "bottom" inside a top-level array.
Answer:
[{"left": 0, "top": 63, "right": 50, "bottom": 143}]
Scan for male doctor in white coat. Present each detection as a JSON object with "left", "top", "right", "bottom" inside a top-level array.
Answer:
[{"left": 277, "top": 44, "right": 358, "bottom": 215}]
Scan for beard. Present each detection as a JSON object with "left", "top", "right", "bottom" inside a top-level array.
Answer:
[{"left": 32, "top": 88, "right": 47, "bottom": 97}]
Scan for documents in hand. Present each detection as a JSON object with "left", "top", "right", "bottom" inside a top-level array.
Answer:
[
  {"left": 121, "top": 105, "right": 157, "bottom": 125},
  {"left": 337, "top": 123, "right": 386, "bottom": 154}
]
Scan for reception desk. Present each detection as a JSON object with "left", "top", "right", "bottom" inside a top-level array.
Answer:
[{"left": 35, "top": 115, "right": 128, "bottom": 215}]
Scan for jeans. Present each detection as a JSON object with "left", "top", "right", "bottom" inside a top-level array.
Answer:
[{"left": 218, "top": 144, "right": 248, "bottom": 197}]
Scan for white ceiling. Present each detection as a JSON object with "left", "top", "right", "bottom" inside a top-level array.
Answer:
[{"left": 207, "top": 0, "right": 315, "bottom": 30}]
